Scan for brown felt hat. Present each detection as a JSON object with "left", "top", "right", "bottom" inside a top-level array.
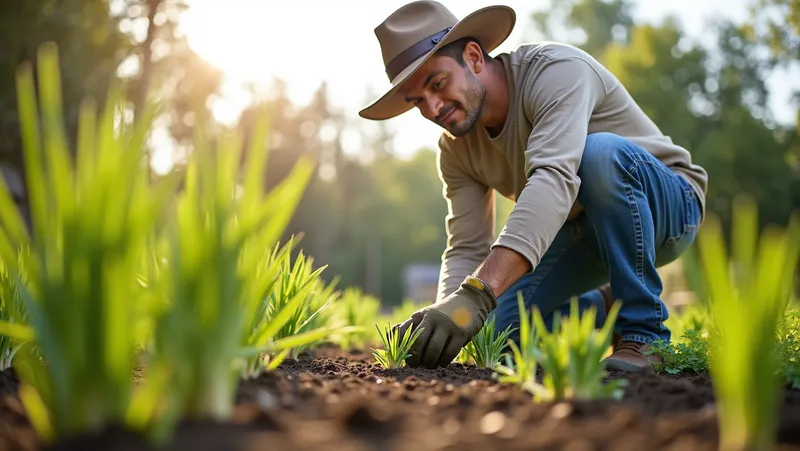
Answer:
[{"left": 359, "top": 1, "right": 516, "bottom": 121}]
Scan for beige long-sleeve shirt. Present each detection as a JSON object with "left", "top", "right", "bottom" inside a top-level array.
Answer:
[{"left": 434, "top": 42, "right": 708, "bottom": 303}]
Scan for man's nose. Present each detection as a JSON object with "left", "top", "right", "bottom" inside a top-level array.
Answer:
[{"left": 423, "top": 97, "right": 443, "bottom": 119}]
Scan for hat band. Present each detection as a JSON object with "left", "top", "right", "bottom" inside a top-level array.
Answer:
[{"left": 385, "top": 26, "right": 452, "bottom": 81}]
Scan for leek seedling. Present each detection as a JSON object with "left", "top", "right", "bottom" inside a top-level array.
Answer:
[
  {"left": 260, "top": 249, "right": 345, "bottom": 359},
  {"left": 0, "top": 43, "right": 182, "bottom": 443},
  {"left": 698, "top": 196, "right": 800, "bottom": 451},
  {"left": 372, "top": 323, "right": 424, "bottom": 369},
  {"left": 494, "top": 293, "right": 539, "bottom": 388},
  {"left": 144, "top": 104, "right": 316, "bottom": 432},
  {"left": 0, "top": 256, "right": 29, "bottom": 370},
  {"left": 239, "top": 240, "right": 356, "bottom": 379},
  {"left": 530, "top": 298, "right": 625, "bottom": 402},
  {"left": 464, "top": 317, "right": 514, "bottom": 369}
]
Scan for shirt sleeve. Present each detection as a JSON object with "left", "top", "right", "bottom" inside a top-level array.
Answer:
[
  {"left": 492, "top": 56, "right": 607, "bottom": 273},
  {"left": 435, "top": 136, "right": 495, "bottom": 303}
]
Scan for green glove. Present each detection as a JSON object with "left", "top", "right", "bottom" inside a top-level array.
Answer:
[{"left": 395, "top": 276, "right": 497, "bottom": 368}]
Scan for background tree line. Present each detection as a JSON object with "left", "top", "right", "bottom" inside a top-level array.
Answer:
[{"left": 0, "top": 0, "right": 797, "bottom": 307}]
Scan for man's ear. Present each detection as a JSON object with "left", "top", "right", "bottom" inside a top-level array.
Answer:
[{"left": 463, "top": 41, "right": 485, "bottom": 73}]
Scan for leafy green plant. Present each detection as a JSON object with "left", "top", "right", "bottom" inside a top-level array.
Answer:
[
  {"left": 372, "top": 323, "right": 424, "bottom": 369},
  {"left": 494, "top": 293, "right": 539, "bottom": 388},
  {"left": 530, "top": 298, "right": 625, "bottom": 402},
  {"left": 648, "top": 328, "right": 710, "bottom": 374},
  {"left": 698, "top": 196, "right": 800, "bottom": 451},
  {"left": 0, "top": 43, "right": 181, "bottom": 443},
  {"left": 463, "top": 317, "right": 514, "bottom": 369},
  {"left": 777, "top": 305, "right": 800, "bottom": 389}
]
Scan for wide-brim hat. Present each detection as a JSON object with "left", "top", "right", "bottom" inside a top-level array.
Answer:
[{"left": 359, "top": 1, "right": 516, "bottom": 121}]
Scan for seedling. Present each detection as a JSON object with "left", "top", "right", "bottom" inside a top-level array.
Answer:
[
  {"left": 258, "top": 248, "right": 343, "bottom": 359},
  {"left": 648, "top": 328, "right": 710, "bottom": 375},
  {"left": 530, "top": 298, "right": 626, "bottom": 402},
  {"left": 0, "top": 254, "right": 29, "bottom": 370},
  {"left": 697, "top": 196, "right": 800, "bottom": 451},
  {"left": 0, "top": 43, "right": 182, "bottom": 443},
  {"left": 142, "top": 96, "right": 319, "bottom": 436},
  {"left": 494, "top": 293, "right": 539, "bottom": 388},
  {"left": 239, "top": 240, "right": 352, "bottom": 379},
  {"left": 372, "top": 323, "right": 424, "bottom": 369},
  {"left": 464, "top": 317, "right": 515, "bottom": 369}
]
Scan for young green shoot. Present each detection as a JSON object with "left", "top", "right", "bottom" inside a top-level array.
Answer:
[
  {"left": 143, "top": 102, "right": 316, "bottom": 435},
  {"left": 372, "top": 323, "right": 424, "bottom": 369},
  {"left": 698, "top": 196, "right": 800, "bottom": 451},
  {"left": 494, "top": 293, "right": 539, "bottom": 388},
  {"left": 0, "top": 255, "right": 29, "bottom": 370},
  {"left": 0, "top": 43, "right": 182, "bottom": 443},
  {"left": 530, "top": 298, "right": 625, "bottom": 402},
  {"left": 239, "top": 239, "right": 358, "bottom": 379},
  {"left": 464, "top": 317, "right": 514, "bottom": 369}
]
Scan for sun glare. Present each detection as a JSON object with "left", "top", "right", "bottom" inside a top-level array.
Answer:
[{"left": 180, "top": 1, "right": 283, "bottom": 86}]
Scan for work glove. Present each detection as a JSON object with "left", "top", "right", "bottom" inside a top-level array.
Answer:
[{"left": 395, "top": 276, "right": 497, "bottom": 368}]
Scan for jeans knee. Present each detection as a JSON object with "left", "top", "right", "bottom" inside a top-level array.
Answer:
[{"left": 578, "top": 133, "right": 635, "bottom": 207}]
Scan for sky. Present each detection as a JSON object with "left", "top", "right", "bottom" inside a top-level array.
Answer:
[{"left": 176, "top": 0, "right": 798, "bottom": 160}]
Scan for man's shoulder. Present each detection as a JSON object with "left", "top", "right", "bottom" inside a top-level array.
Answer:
[{"left": 503, "top": 41, "right": 598, "bottom": 66}]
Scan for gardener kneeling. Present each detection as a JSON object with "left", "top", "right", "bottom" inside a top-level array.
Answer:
[{"left": 359, "top": 1, "right": 707, "bottom": 371}]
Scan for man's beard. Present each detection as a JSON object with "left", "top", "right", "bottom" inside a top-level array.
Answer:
[{"left": 438, "top": 70, "right": 486, "bottom": 138}]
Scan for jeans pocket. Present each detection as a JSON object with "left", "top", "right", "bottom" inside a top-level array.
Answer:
[{"left": 664, "top": 187, "right": 700, "bottom": 250}]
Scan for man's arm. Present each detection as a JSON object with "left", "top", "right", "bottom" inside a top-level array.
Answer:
[
  {"left": 479, "top": 56, "right": 607, "bottom": 297},
  {"left": 435, "top": 136, "right": 495, "bottom": 303}
]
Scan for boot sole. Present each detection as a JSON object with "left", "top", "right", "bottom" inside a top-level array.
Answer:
[{"left": 602, "top": 357, "right": 650, "bottom": 373}]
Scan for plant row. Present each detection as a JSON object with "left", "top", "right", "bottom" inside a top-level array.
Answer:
[
  {"left": 373, "top": 196, "right": 800, "bottom": 451},
  {"left": 0, "top": 43, "right": 422, "bottom": 447}
]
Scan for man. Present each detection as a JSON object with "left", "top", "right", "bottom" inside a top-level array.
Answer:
[{"left": 359, "top": 1, "right": 707, "bottom": 371}]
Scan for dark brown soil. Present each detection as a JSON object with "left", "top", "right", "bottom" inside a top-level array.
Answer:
[{"left": 0, "top": 346, "right": 799, "bottom": 451}]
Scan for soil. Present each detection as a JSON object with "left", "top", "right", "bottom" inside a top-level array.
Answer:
[{"left": 0, "top": 346, "right": 798, "bottom": 451}]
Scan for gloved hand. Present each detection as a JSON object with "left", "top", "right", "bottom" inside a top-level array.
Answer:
[{"left": 395, "top": 276, "right": 497, "bottom": 368}]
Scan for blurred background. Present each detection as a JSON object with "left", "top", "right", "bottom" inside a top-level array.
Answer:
[{"left": 0, "top": 0, "right": 798, "bottom": 308}]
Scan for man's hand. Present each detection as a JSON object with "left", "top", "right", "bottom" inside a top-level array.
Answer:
[{"left": 394, "top": 277, "right": 496, "bottom": 368}]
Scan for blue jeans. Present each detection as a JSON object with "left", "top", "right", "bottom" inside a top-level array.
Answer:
[{"left": 488, "top": 132, "right": 702, "bottom": 346}]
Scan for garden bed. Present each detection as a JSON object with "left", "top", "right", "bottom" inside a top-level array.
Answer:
[{"left": 0, "top": 345, "right": 798, "bottom": 451}]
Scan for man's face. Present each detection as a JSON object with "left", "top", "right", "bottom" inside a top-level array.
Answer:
[{"left": 399, "top": 54, "right": 487, "bottom": 137}]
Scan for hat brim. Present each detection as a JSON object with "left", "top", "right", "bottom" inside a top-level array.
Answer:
[{"left": 359, "top": 5, "right": 516, "bottom": 121}]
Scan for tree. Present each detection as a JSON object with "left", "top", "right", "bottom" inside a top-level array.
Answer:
[
  {"left": 0, "top": 0, "right": 132, "bottom": 225},
  {"left": 532, "top": 0, "right": 800, "bottom": 233}
]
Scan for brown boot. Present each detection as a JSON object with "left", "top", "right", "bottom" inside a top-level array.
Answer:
[
  {"left": 602, "top": 340, "right": 662, "bottom": 372},
  {"left": 599, "top": 284, "right": 621, "bottom": 350}
]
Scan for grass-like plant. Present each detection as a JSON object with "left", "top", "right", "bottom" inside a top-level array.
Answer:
[
  {"left": 463, "top": 317, "right": 515, "bottom": 369},
  {"left": 494, "top": 293, "right": 539, "bottom": 387},
  {"left": 259, "top": 247, "right": 346, "bottom": 359},
  {"left": 239, "top": 239, "right": 354, "bottom": 379},
  {"left": 140, "top": 102, "right": 318, "bottom": 434},
  {"left": 372, "top": 323, "right": 424, "bottom": 369},
  {"left": 0, "top": 254, "right": 29, "bottom": 370},
  {"left": 331, "top": 286, "right": 381, "bottom": 350},
  {"left": 697, "top": 196, "right": 800, "bottom": 451},
  {"left": 529, "top": 298, "right": 625, "bottom": 402},
  {"left": 0, "top": 43, "right": 182, "bottom": 443}
]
